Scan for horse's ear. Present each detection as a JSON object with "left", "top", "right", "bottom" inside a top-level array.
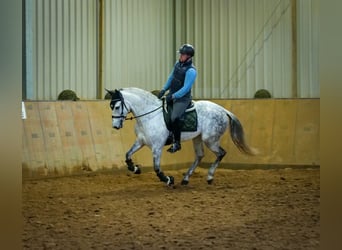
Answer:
[{"left": 105, "top": 88, "right": 115, "bottom": 96}]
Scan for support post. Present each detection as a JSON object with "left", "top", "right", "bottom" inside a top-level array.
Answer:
[
  {"left": 97, "top": 0, "right": 104, "bottom": 99},
  {"left": 291, "top": 0, "right": 298, "bottom": 98}
]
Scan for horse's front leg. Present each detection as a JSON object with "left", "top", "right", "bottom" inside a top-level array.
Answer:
[
  {"left": 152, "top": 148, "right": 174, "bottom": 186},
  {"left": 125, "top": 139, "right": 144, "bottom": 174}
]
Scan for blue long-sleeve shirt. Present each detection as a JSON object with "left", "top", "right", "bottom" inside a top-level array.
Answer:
[{"left": 162, "top": 64, "right": 197, "bottom": 99}]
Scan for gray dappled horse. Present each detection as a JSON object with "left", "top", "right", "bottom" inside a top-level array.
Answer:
[{"left": 106, "top": 87, "right": 256, "bottom": 187}]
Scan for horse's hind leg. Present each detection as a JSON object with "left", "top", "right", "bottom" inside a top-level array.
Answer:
[
  {"left": 181, "top": 136, "right": 204, "bottom": 185},
  {"left": 204, "top": 140, "right": 226, "bottom": 184},
  {"left": 125, "top": 140, "right": 144, "bottom": 174}
]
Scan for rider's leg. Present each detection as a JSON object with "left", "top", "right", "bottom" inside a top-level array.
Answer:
[
  {"left": 167, "top": 100, "right": 189, "bottom": 153},
  {"left": 167, "top": 118, "right": 182, "bottom": 153}
]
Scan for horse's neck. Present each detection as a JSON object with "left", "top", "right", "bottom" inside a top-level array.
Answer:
[{"left": 125, "top": 92, "right": 160, "bottom": 117}]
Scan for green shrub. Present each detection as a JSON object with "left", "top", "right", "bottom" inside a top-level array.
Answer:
[
  {"left": 151, "top": 90, "right": 160, "bottom": 97},
  {"left": 57, "top": 89, "right": 80, "bottom": 101},
  {"left": 254, "top": 89, "right": 271, "bottom": 98},
  {"left": 104, "top": 92, "right": 112, "bottom": 100}
]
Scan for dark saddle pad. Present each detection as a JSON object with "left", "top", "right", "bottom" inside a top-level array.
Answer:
[{"left": 162, "top": 100, "right": 198, "bottom": 132}]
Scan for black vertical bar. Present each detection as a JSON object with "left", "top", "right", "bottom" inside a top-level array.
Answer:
[{"left": 22, "top": 0, "right": 27, "bottom": 100}]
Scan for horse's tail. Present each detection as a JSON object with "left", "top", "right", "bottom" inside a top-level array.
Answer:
[{"left": 225, "top": 110, "right": 258, "bottom": 156}]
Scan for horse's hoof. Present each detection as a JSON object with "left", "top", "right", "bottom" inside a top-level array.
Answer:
[
  {"left": 134, "top": 165, "right": 141, "bottom": 174},
  {"left": 181, "top": 179, "right": 189, "bottom": 185},
  {"left": 207, "top": 179, "right": 214, "bottom": 185},
  {"left": 166, "top": 176, "right": 174, "bottom": 186}
]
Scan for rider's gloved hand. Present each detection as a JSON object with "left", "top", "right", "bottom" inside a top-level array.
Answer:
[
  {"left": 166, "top": 94, "right": 173, "bottom": 103},
  {"left": 157, "top": 89, "right": 165, "bottom": 99}
]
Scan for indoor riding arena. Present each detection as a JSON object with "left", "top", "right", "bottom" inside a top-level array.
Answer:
[
  {"left": 22, "top": 99, "right": 319, "bottom": 250},
  {"left": 22, "top": 0, "right": 319, "bottom": 249}
]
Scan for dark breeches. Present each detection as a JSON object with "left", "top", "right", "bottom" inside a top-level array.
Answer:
[{"left": 171, "top": 99, "right": 191, "bottom": 122}]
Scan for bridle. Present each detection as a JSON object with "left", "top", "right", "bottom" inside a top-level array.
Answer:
[
  {"left": 109, "top": 89, "right": 162, "bottom": 121},
  {"left": 110, "top": 92, "right": 129, "bottom": 120}
]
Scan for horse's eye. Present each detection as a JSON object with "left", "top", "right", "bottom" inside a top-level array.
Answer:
[{"left": 115, "top": 106, "right": 120, "bottom": 110}]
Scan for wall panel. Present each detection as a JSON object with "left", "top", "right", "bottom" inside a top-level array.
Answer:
[
  {"left": 175, "top": 0, "right": 294, "bottom": 99},
  {"left": 103, "top": 0, "right": 174, "bottom": 95},
  {"left": 297, "top": 0, "right": 319, "bottom": 97},
  {"left": 22, "top": 99, "right": 320, "bottom": 179},
  {"left": 25, "top": 0, "right": 97, "bottom": 100},
  {"left": 24, "top": 0, "right": 319, "bottom": 100}
]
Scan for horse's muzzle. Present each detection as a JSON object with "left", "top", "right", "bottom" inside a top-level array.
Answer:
[{"left": 112, "top": 119, "right": 123, "bottom": 129}]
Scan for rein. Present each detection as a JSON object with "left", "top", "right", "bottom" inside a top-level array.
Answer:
[{"left": 122, "top": 105, "right": 162, "bottom": 120}]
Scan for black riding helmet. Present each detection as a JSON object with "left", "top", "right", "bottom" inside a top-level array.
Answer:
[{"left": 178, "top": 44, "right": 195, "bottom": 57}]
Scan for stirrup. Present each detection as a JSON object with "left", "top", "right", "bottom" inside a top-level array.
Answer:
[{"left": 167, "top": 142, "right": 181, "bottom": 153}]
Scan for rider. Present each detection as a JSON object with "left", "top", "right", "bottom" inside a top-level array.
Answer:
[{"left": 158, "top": 44, "right": 197, "bottom": 153}]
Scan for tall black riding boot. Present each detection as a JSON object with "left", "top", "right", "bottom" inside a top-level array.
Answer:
[{"left": 167, "top": 119, "right": 182, "bottom": 153}]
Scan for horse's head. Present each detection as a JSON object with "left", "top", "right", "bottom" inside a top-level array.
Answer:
[{"left": 105, "top": 89, "right": 129, "bottom": 129}]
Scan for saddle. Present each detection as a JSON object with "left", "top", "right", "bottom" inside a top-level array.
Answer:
[{"left": 162, "top": 99, "right": 198, "bottom": 132}]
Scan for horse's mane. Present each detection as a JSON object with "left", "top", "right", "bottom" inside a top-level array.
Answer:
[{"left": 122, "top": 87, "right": 160, "bottom": 105}]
